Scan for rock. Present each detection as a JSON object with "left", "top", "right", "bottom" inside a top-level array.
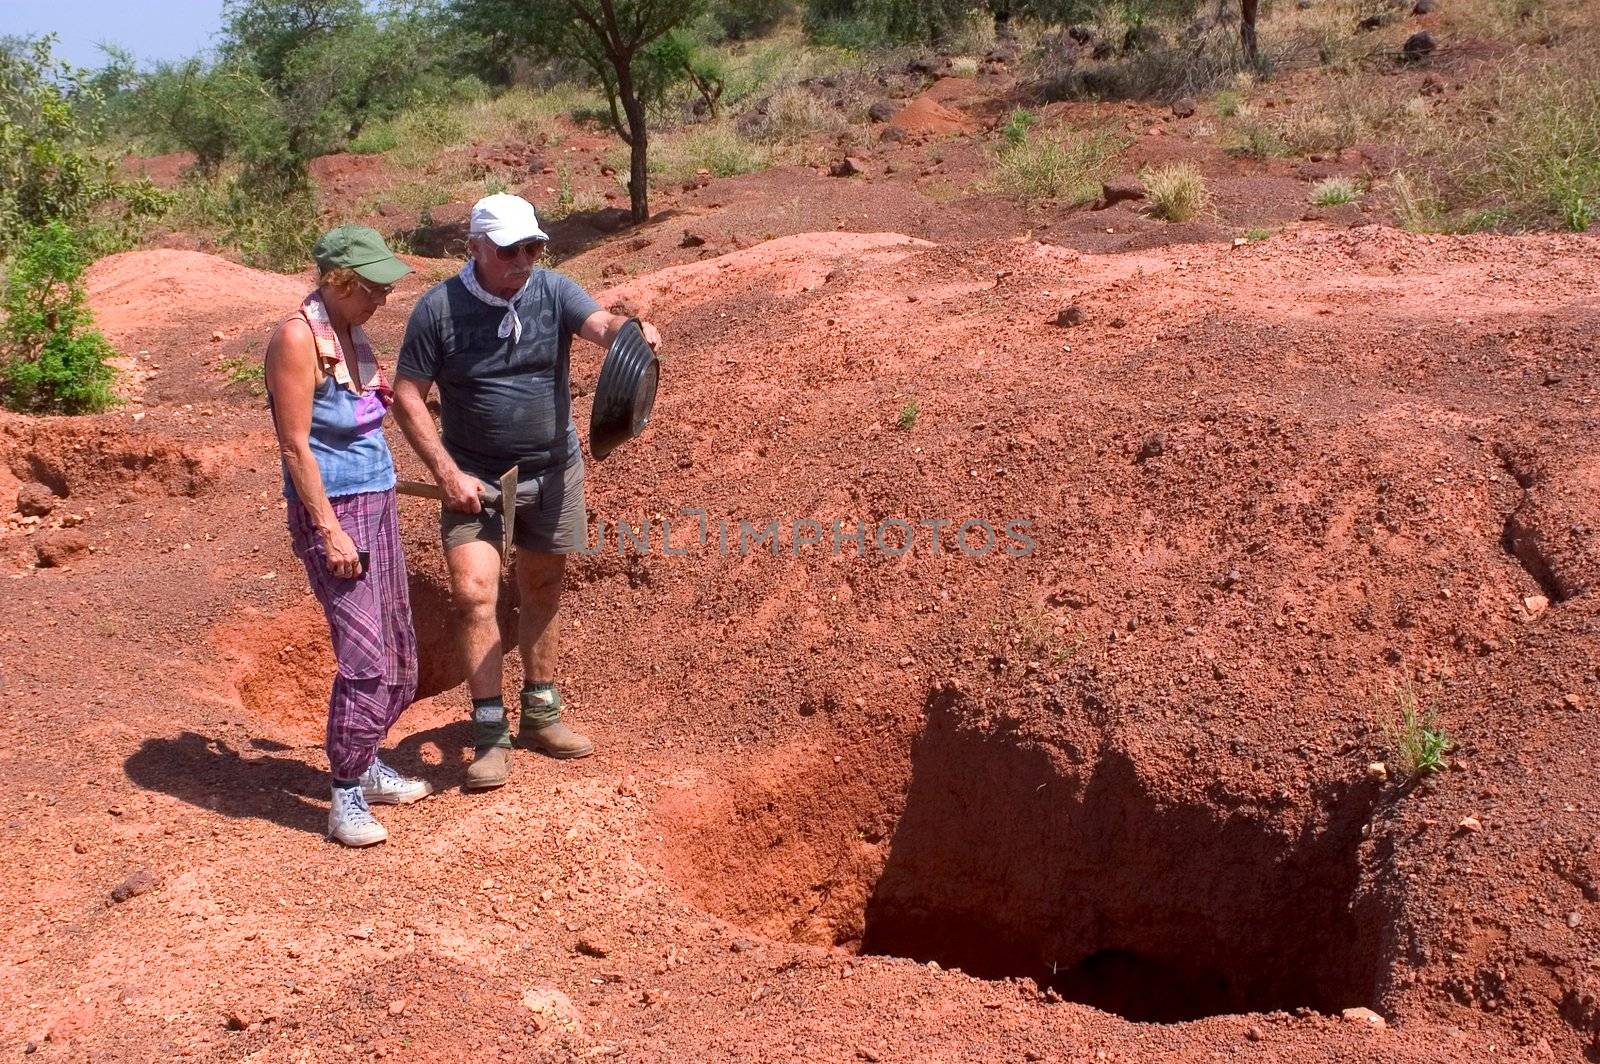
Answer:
[
  {"left": 1564, "top": 693, "right": 1584, "bottom": 711},
  {"left": 15, "top": 481, "right": 58, "bottom": 517},
  {"left": 600, "top": 263, "right": 627, "bottom": 278},
  {"left": 1544, "top": 368, "right": 1564, "bottom": 385},
  {"left": 575, "top": 934, "right": 611, "bottom": 958},
  {"left": 867, "top": 100, "right": 898, "bottom": 123},
  {"left": 1054, "top": 305, "right": 1084, "bottom": 327},
  {"left": 1358, "top": 14, "right": 1384, "bottom": 30},
  {"left": 1133, "top": 432, "right": 1166, "bottom": 463},
  {"left": 110, "top": 869, "right": 159, "bottom": 904},
  {"left": 223, "top": 1011, "right": 247, "bottom": 1031},
  {"left": 1413, "top": 0, "right": 1435, "bottom": 13},
  {"left": 1171, "top": 96, "right": 1197, "bottom": 118},
  {"left": 73, "top": 840, "right": 88, "bottom": 854},
  {"left": 35, "top": 528, "right": 89, "bottom": 568},
  {"left": 1342, "top": 1007, "right": 1386, "bottom": 1029},
  {"left": 879, "top": 127, "right": 907, "bottom": 144},
  {"left": 1420, "top": 73, "right": 1447, "bottom": 96},
  {"left": 210, "top": 330, "right": 225, "bottom": 343},
  {"left": 679, "top": 231, "right": 706, "bottom": 248},
  {"left": 521, "top": 986, "right": 581, "bottom": 1034},
  {"left": 387, "top": 999, "right": 407, "bottom": 1016},
  {"left": 1403, "top": 31, "right": 1436, "bottom": 61},
  {"left": 1523, "top": 593, "right": 1549, "bottom": 615},
  {"left": 1099, "top": 174, "right": 1147, "bottom": 207},
  {"left": 830, "top": 157, "right": 867, "bottom": 178},
  {"left": 1246, "top": 1025, "right": 1264, "bottom": 1041},
  {"left": 1367, "top": 762, "right": 1389, "bottom": 780},
  {"left": 1108, "top": 317, "right": 1128, "bottom": 329},
  {"left": 1568, "top": 911, "right": 1583, "bottom": 928},
  {"left": 1458, "top": 815, "right": 1482, "bottom": 833}
]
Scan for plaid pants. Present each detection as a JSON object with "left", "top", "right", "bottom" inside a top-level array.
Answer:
[{"left": 287, "top": 489, "right": 418, "bottom": 780}]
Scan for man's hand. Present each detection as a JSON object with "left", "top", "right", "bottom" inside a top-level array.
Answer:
[
  {"left": 579, "top": 310, "right": 661, "bottom": 353},
  {"left": 640, "top": 320, "right": 661, "bottom": 351},
  {"left": 441, "top": 468, "right": 484, "bottom": 513}
]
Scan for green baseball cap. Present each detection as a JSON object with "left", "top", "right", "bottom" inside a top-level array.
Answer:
[{"left": 312, "top": 224, "right": 412, "bottom": 285}]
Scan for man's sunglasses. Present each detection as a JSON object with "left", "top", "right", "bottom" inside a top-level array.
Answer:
[{"left": 493, "top": 239, "right": 547, "bottom": 261}]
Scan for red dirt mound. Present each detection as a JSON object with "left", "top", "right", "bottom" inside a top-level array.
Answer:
[
  {"left": 890, "top": 93, "right": 980, "bottom": 135},
  {"left": 85, "top": 249, "right": 311, "bottom": 347}
]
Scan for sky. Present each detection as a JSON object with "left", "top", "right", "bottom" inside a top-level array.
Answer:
[{"left": 4, "top": 0, "right": 227, "bottom": 69}]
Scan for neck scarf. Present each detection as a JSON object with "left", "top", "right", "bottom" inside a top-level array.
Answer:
[
  {"left": 298, "top": 290, "right": 392, "bottom": 408},
  {"left": 458, "top": 260, "right": 533, "bottom": 345}
]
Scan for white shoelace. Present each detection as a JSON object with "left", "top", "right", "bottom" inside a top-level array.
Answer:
[{"left": 458, "top": 261, "right": 534, "bottom": 344}]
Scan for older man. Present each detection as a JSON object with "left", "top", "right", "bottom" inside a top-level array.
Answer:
[{"left": 392, "top": 193, "right": 659, "bottom": 791}]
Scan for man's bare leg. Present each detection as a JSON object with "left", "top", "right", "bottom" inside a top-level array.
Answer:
[
  {"left": 447, "top": 539, "right": 513, "bottom": 788},
  {"left": 515, "top": 550, "right": 591, "bottom": 757}
]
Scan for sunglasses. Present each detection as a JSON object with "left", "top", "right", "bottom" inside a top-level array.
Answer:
[
  {"left": 356, "top": 278, "right": 395, "bottom": 299},
  {"left": 493, "top": 239, "right": 547, "bottom": 262}
]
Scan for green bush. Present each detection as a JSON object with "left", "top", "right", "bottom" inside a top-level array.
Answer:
[
  {"left": 990, "top": 126, "right": 1129, "bottom": 206},
  {"left": 0, "top": 222, "right": 118, "bottom": 414},
  {"left": 1002, "top": 108, "right": 1039, "bottom": 147}
]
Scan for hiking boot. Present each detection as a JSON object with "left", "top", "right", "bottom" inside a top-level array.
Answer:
[
  {"left": 522, "top": 718, "right": 595, "bottom": 759},
  {"left": 520, "top": 683, "right": 594, "bottom": 759},
  {"left": 359, "top": 757, "right": 432, "bottom": 805},
  {"left": 464, "top": 745, "right": 511, "bottom": 790},
  {"left": 328, "top": 786, "right": 387, "bottom": 847}
]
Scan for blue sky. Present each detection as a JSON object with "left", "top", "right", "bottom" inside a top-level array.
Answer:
[{"left": 5, "top": 0, "right": 227, "bottom": 69}]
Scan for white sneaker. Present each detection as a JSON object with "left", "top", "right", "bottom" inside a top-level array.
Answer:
[
  {"left": 328, "top": 786, "right": 388, "bottom": 847},
  {"left": 359, "top": 757, "right": 433, "bottom": 806}
]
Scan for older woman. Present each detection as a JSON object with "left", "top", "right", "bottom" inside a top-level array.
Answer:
[{"left": 265, "top": 224, "right": 429, "bottom": 847}]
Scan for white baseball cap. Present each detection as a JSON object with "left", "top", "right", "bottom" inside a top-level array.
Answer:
[{"left": 468, "top": 193, "right": 550, "bottom": 246}]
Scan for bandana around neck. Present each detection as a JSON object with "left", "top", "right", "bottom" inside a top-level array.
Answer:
[
  {"left": 458, "top": 260, "right": 534, "bottom": 344},
  {"left": 297, "top": 290, "right": 392, "bottom": 406}
]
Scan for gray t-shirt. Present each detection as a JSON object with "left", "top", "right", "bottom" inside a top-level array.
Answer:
[{"left": 397, "top": 269, "right": 602, "bottom": 478}]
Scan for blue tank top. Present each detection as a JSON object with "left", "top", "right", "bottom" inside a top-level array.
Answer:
[{"left": 279, "top": 374, "right": 397, "bottom": 502}]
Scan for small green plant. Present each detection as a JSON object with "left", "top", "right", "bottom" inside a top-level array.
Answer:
[
  {"left": 0, "top": 222, "right": 118, "bottom": 413},
  {"left": 1311, "top": 176, "right": 1362, "bottom": 206},
  {"left": 1384, "top": 677, "right": 1450, "bottom": 777},
  {"left": 1215, "top": 89, "right": 1243, "bottom": 118},
  {"left": 1245, "top": 227, "right": 1272, "bottom": 241},
  {"left": 896, "top": 398, "right": 919, "bottom": 430},
  {"left": 218, "top": 356, "right": 265, "bottom": 393},
  {"left": 1230, "top": 120, "right": 1290, "bottom": 158},
  {"left": 990, "top": 128, "right": 1130, "bottom": 206},
  {"left": 1002, "top": 108, "right": 1039, "bottom": 147},
  {"left": 1143, "top": 163, "right": 1209, "bottom": 222}
]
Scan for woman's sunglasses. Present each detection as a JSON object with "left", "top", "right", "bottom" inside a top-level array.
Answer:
[
  {"left": 493, "top": 239, "right": 547, "bottom": 262},
  {"left": 356, "top": 278, "right": 395, "bottom": 300}
]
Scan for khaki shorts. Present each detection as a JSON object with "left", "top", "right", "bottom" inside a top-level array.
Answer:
[{"left": 441, "top": 458, "right": 587, "bottom": 554}]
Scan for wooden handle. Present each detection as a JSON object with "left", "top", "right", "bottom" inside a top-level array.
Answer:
[{"left": 395, "top": 480, "right": 447, "bottom": 501}]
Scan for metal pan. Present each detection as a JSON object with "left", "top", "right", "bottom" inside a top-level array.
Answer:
[{"left": 589, "top": 318, "right": 659, "bottom": 461}]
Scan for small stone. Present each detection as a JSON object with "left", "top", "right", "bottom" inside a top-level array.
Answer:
[
  {"left": 1099, "top": 175, "right": 1147, "bottom": 207},
  {"left": 1458, "top": 815, "right": 1482, "bottom": 833},
  {"left": 1402, "top": 31, "right": 1436, "bottom": 61},
  {"left": 1522, "top": 594, "right": 1549, "bottom": 615},
  {"left": 1564, "top": 693, "right": 1584, "bottom": 711},
  {"left": 1108, "top": 317, "right": 1128, "bottom": 329},
  {"left": 1342, "top": 1007, "right": 1386, "bottom": 1029},
  {"left": 110, "top": 869, "right": 158, "bottom": 903},
  {"left": 1543, "top": 369, "right": 1564, "bottom": 385},
  {"left": 1413, "top": 0, "right": 1434, "bottom": 13},
  {"left": 210, "top": 330, "right": 226, "bottom": 343},
  {"left": 15, "top": 482, "right": 58, "bottom": 517},
  {"left": 1133, "top": 432, "right": 1166, "bottom": 464},
  {"left": 388, "top": 999, "right": 406, "bottom": 1016},
  {"left": 1053, "top": 305, "right": 1083, "bottom": 327},
  {"left": 679, "top": 231, "right": 706, "bottom": 248},
  {"left": 1568, "top": 911, "right": 1583, "bottom": 928},
  {"left": 576, "top": 935, "right": 611, "bottom": 958},
  {"left": 1246, "top": 1025, "right": 1264, "bottom": 1041},
  {"left": 867, "top": 100, "right": 898, "bottom": 123},
  {"left": 35, "top": 528, "right": 90, "bottom": 568},
  {"left": 223, "top": 1011, "right": 247, "bottom": 1031},
  {"left": 1366, "top": 762, "right": 1388, "bottom": 781},
  {"left": 830, "top": 157, "right": 867, "bottom": 178},
  {"left": 1171, "top": 96, "right": 1197, "bottom": 118},
  {"left": 73, "top": 840, "right": 88, "bottom": 854},
  {"left": 730, "top": 937, "right": 758, "bottom": 953}
]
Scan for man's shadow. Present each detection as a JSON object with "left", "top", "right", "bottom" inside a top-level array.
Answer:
[{"left": 123, "top": 721, "right": 474, "bottom": 836}]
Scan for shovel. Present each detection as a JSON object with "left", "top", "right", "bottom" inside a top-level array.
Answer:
[{"left": 395, "top": 465, "right": 518, "bottom": 556}]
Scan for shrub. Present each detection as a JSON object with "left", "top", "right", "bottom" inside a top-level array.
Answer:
[
  {"left": 1143, "top": 163, "right": 1208, "bottom": 221},
  {"left": 648, "top": 122, "right": 772, "bottom": 186},
  {"left": 1384, "top": 677, "right": 1449, "bottom": 777},
  {"left": 1389, "top": 169, "right": 1449, "bottom": 233},
  {"left": 1311, "top": 175, "right": 1361, "bottom": 205},
  {"left": 1229, "top": 119, "right": 1290, "bottom": 158},
  {"left": 763, "top": 85, "right": 848, "bottom": 143},
  {"left": 1214, "top": 89, "right": 1243, "bottom": 118},
  {"left": 990, "top": 126, "right": 1129, "bottom": 206},
  {"left": 1244, "top": 227, "right": 1271, "bottom": 241},
  {"left": 0, "top": 222, "right": 118, "bottom": 414},
  {"left": 1002, "top": 108, "right": 1039, "bottom": 147}
]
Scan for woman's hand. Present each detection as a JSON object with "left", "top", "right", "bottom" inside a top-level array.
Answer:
[{"left": 322, "top": 524, "right": 363, "bottom": 579}]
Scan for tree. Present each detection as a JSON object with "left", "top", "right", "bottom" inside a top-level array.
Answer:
[
  {"left": 455, "top": 0, "right": 708, "bottom": 224},
  {"left": 0, "top": 222, "right": 118, "bottom": 413}
]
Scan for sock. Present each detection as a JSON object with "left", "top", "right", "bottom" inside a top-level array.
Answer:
[
  {"left": 472, "top": 696, "right": 512, "bottom": 749},
  {"left": 520, "top": 682, "right": 560, "bottom": 726}
]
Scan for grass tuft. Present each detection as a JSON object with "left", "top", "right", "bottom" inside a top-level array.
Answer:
[
  {"left": 896, "top": 398, "right": 918, "bottom": 430},
  {"left": 1143, "top": 163, "right": 1209, "bottom": 222},
  {"left": 990, "top": 126, "right": 1130, "bottom": 206},
  {"left": 1384, "top": 677, "right": 1450, "bottom": 777},
  {"left": 1311, "top": 175, "right": 1362, "bottom": 206}
]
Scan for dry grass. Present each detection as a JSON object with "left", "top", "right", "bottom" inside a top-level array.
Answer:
[
  {"left": 1143, "top": 163, "right": 1209, "bottom": 221},
  {"left": 1310, "top": 175, "right": 1362, "bottom": 205},
  {"left": 1388, "top": 170, "right": 1450, "bottom": 232},
  {"left": 354, "top": 84, "right": 603, "bottom": 169},
  {"left": 608, "top": 122, "right": 774, "bottom": 191},
  {"left": 989, "top": 125, "right": 1130, "bottom": 206},
  {"left": 762, "top": 85, "right": 849, "bottom": 144}
]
